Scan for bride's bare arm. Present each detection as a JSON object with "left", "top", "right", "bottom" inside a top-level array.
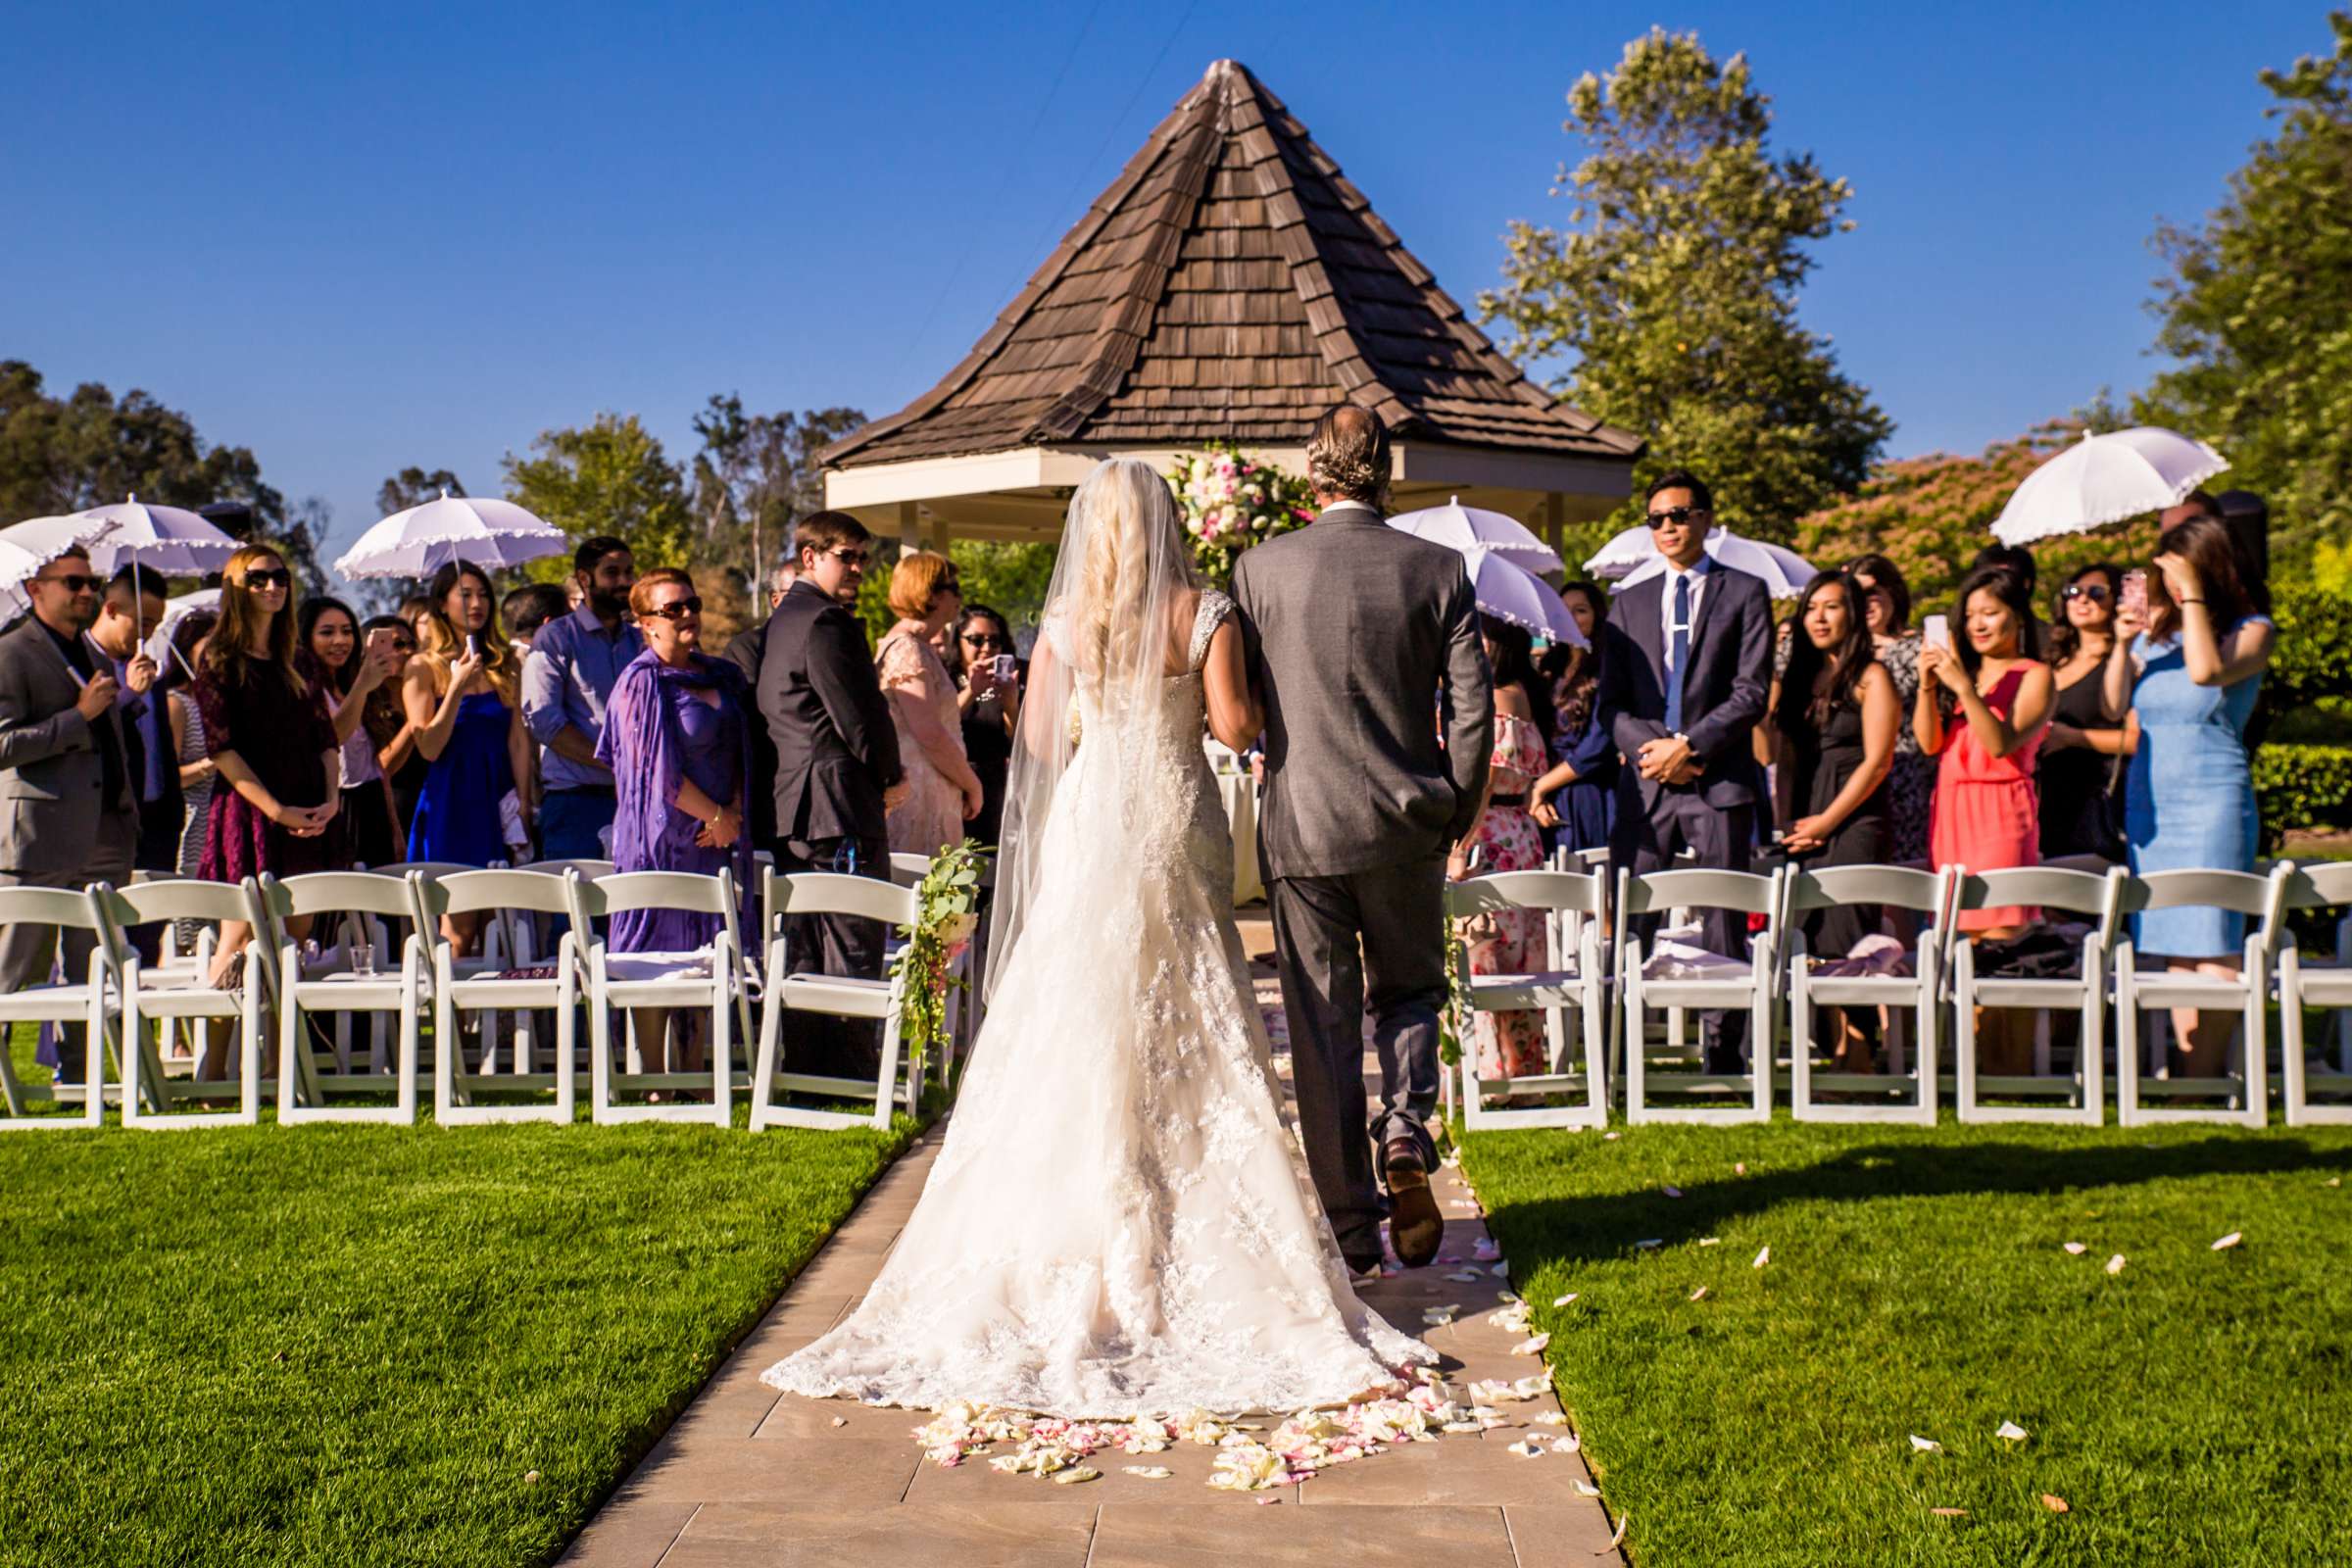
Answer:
[{"left": 1203, "top": 619, "right": 1261, "bottom": 753}]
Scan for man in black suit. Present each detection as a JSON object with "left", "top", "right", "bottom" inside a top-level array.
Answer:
[
  {"left": 1596, "top": 470, "right": 1773, "bottom": 1070},
  {"left": 756, "top": 512, "right": 905, "bottom": 1075}
]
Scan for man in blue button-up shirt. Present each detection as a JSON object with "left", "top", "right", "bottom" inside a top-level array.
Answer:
[{"left": 520, "top": 536, "right": 644, "bottom": 860}]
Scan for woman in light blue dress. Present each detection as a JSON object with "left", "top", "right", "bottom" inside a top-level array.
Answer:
[{"left": 2104, "top": 516, "right": 2275, "bottom": 1077}]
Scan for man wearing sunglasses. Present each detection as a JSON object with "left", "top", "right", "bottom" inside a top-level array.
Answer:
[
  {"left": 0, "top": 548, "right": 141, "bottom": 1088},
  {"left": 1596, "top": 470, "right": 1773, "bottom": 1072}
]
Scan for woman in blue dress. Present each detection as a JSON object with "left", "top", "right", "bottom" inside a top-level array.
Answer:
[
  {"left": 401, "top": 560, "right": 533, "bottom": 950},
  {"left": 1529, "top": 581, "right": 1619, "bottom": 858},
  {"left": 2103, "top": 515, "right": 2275, "bottom": 1078}
]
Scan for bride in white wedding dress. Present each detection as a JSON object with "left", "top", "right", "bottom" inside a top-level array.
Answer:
[{"left": 762, "top": 458, "right": 1431, "bottom": 1418}]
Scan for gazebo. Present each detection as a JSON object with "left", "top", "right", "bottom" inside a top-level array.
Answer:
[{"left": 823, "top": 58, "right": 1642, "bottom": 550}]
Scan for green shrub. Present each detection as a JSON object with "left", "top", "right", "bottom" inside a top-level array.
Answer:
[
  {"left": 2254, "top": 742, "right": 2352, "bottom": 847},
  {"left": 2268, "top": 588, "right": 2352, "bottom": 711}
]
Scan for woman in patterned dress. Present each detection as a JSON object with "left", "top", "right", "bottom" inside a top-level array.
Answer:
[
  {"left": 1450, "top": 615, "right": 1554, "bottom": 1084},
  {"left": 875, "top": 551, "right": 984, "bottom": 860},
  {"left": 1849, "top": 554, "right": 1934, "bottom": 864}
]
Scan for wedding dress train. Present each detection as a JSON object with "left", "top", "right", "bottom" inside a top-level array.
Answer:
[{"left": 761, "top": 590, "right": 1430, "bottom": 1416}]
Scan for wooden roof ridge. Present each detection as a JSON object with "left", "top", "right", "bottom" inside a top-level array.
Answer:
[{"left": 824, "top": 58, "right": 1641, "bottom": 469}]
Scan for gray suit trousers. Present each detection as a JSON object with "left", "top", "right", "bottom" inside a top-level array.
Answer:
[
  {"left": 0, "top": 812, "right": 134, "bottom": 1082},
  {"left": 1265, "top": 854, "right": 1446, "bottom": 1259}
]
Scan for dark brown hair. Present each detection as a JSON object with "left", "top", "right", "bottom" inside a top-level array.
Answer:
[
  {"left": 1777, "top": 571, "right": 1876, "bottom": 731},
  {"left": 2046, "top": 562, "right": 2122, "bottom": 665},
  {"left": 793, "top": 510, "right": 871, "bottom": 563},
  {"left": 1844, "top": 553, "right": 1911, "bottom": 636},
  {"left": 2148, "top": 516, "right": 2256, "bottom": 642}
]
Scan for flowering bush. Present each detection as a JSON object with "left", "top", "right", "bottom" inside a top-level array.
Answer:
[{"left": 1168, "top": 442, "right": 1315, "bottom": 584}]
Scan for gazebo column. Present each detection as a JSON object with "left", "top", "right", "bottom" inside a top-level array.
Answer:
[
  {"left": 1543, "top": 492, "right": 1566, "bottom": 558},
  {"left": 898, "top": 502, "right": 923, "bottom": 559}
]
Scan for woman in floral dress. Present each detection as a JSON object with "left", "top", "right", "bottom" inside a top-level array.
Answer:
[
  {"left": 1849, "top": 554, "right": 1934, "bottom": 863},
  {"left": 1449, "top": 616, "right": 1553, "bottom": 1084},
  {"left": 876, "top": 551, "right": 985, "bottom": 858}
]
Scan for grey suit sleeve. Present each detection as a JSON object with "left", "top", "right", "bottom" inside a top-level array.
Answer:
[
  {"left": 807, "top": 611, "right": 903, "bottom": 789},
  {"left": 1684, "top": 578, "right": 1771, "bottom": 765},
  {"left": 0, "top": 655, "right": 93, "bottom": 774},
  {"left": 1439, "top": 564, "right": 1494, "bottom": 841},
  {"left": 1602, "top": 592, "right": 1666, "bottom": 758}
]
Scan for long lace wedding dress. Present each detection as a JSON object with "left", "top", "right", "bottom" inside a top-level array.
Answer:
[{"left": 761, "top": 581, "right": 1431, "bottom": 1417}]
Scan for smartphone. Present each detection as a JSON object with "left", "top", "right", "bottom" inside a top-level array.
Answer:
[
  {"left": 2119, "top": 569, "right": 2149, "bottom": 620},
  {"left": 992, "top": 654, "right": 1019, "bottom": 684},
  {"left": 1922, "top": 613, "right": 1951, "bottom": 651},
  {"left": 466, "top": 633, "right": 481, "bottom": 660}
]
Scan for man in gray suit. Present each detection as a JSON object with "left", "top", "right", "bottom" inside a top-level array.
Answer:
[
  {"left": 1234, "top": 405, "right": 1492, "bottom": 1272},
  {"left": 0, "top": 549, "right": 139, "bottom": 1083}
]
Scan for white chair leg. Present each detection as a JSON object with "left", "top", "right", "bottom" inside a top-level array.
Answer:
[
  {"left": 2282, "top": 951, "right": 2307, "bottom": 1128},
  {"left": 871, "top": 989, "right": 905, "bottom": 1131},
  {"left": 2116, "top": 946, "right": 2140, "bottom": 1128}
]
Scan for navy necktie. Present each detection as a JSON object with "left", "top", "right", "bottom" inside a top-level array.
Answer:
[{"left": 1665, "top": 573, "right": 1690, "bottom": 733}]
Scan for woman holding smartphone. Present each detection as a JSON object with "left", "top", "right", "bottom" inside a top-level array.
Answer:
[
  {"left": 2105, "top": 517, "right": 2276, "bottom": 1078},
  {"left": 402, "top": 561, "right": 532, "bottom": 898},
  {"left": 947, "top": 604, "right": 1022, "bottom": 846}
]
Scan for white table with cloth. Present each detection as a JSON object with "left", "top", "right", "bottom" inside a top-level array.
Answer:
[{"left": 1205, "top": 740, "right": 1264, "bottom": 906}]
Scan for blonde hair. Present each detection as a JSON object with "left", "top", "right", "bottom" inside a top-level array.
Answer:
[
  {"left": 888, "top": 551, "right": 958, "bottom": 622},
  {"left": 1069, "top": 459, "right": 1200, "bottom": 686},
  {"left": 203, "top": 545, "right": 306, "bottom": 697},
  {"left": 415, "top": 560, "right": 519, "bottom": 707}
]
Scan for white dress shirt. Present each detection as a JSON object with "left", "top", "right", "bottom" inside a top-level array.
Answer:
[{"left": 1658, "top": 554, "right": 1715, "bottom": 683}]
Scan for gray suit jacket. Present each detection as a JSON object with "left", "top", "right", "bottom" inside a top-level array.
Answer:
[
  {"left": 1234, "top": 503, "right": 1494, "bottom": 880},
  {"left": 0, "top": 615, "right": 136, "bottom": 875}
]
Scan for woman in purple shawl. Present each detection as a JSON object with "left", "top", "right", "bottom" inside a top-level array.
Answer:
[{"left": 596, "top": 565, "right": 756, "bottom": 967}]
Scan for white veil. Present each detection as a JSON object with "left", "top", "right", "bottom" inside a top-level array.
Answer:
[{"left": 988, "top": 459, "right": 1203, "bottom": 998}]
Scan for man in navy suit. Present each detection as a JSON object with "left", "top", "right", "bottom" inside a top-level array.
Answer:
[{"left": 1595, "top": 470, "right": 1773, "bottom": 1071}]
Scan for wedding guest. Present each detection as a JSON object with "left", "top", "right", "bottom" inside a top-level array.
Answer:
[
  {"left": 1452, "top": 615, "right": 1554, "bottom": 1085},
  {"left": 1529, "top": 580, "right": 1618, "bottom": 859},
  {"left": 299, "top": 597, "right": 405, "bottom": 869},
  {"left": 1597, "top": 470, "right": 1773, "bottom": 1071},
  {"left": 2038, "top": 564, "right": 2131, "bottom": 861},
  {"left": 756, "top": 511, "right": 906, "bottom": 1076},
  {"left": 87, "top": 565, "right": 177, "bottom": 883},
  {"left": 598, "top": 568, "right": 755, "bottom": 1083},
  {"left": 396, "top": 595, "right": 431, "bottom": 632},
  {"left": 1919, "top": 564, "right": 2052, "bottom": 1075},
  {"left": 2105, "top": 515, "right": 2275, "bottom": 1080},
  {"left": 1846, "top": 555, "right": 1934, "bottom": 864},
  {"left": 522, "top": 536, "right": 643, "bottom": 863},
  {"left": 945, "top": 603, "right": 1021, "bottom": 846},
  {"left": 195, "top": 547, "right": 342, "bottom": 1065},
  {"left": 502, "top": 582, "right": 571, "bottom": 653},
  {"left": 763, "top": 559, "right": 799, "bottom": 610},
  {"left": 403, "top": 562, "right": 532, "bottom": 941},
  {"left": 1971, "top": 543, "right": 2043, "bottom": 657},
  {"left": 875, "top": 550, "right": 984, "bottom": 858},
  {"left": 0, "top": 548, "right": 137, "bottom": 1088},
  {"left": 1764, "top": 570, "right": 1897, "bottom": 1070},
  {"left": 358, "top": 614, "right": 425, "bottom": 842},
  {"left": 166, "top": 611, "right": 220, "bottom": 887}
]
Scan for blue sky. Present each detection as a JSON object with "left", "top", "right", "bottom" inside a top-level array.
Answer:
[{"left": 2, "top": 1, "right": 2326, "bottom": 569}]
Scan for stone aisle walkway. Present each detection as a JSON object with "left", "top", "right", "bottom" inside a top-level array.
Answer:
[{"left": 561, "top": 918, "right": 1624, "bottom": 1567}]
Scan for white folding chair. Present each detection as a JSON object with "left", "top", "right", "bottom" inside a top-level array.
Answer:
[
  {"left": 750, "top": 868, "right": 920, "bottom": 1131},
  {"left": 2114, "top": 865, "right": 2289, "bottom": 1128},
  {"left": 2279, "top": 861, "right": 2352, "bottom": 1126},
  {"left": 96, "top": 878, "right": 275, "bottom": 1129},
  {"left": 434, "top": 869, "right": 578, "bottom": 1124},
  {"left": 570, "top": 869, "right": 750, "bottom": 1126},
  {"left": 1948, "top": 866, "right": 2125, "bottom": 1125},
  {"left": 0, "top": 886, "right": 111, "bottom": 1128},
  {"left": 268, "top": 871, "right": 433, "bottom": 1125},
  {"left": 1786, "top": 865, "right": 1951, "bottom": 1125},
  {"left": 1617, "top": 866, "right": 1782, "bottom": 1124},
  {"left": 1449, "top": 870, "right": 1608, "bottom": 1129}
]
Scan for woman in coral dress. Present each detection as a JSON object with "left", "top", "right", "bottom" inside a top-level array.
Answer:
[
  {"left": 1451, "top": 616, "right": 1553, "bottom": 1085},
  {"left": 876, "top": 551, "right": 984, "bottom": 860}
]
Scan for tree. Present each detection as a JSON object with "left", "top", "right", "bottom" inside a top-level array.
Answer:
[
  {"left": 2134, "top": 10, "right": 2352, "bottom": 572},
  {"left": 376, "top": 466, "right": 466, "bottom": 515},
  {"left": 688, "top": 396, "right": 867, "bottom": 621},
  {"left": 502, "top": 414, "right": 693, "bottom": 585},
  {"left": 1479, "top": 27, "right": 1890, "bottom": 543}
]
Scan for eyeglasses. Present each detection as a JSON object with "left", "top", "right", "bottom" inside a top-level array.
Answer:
[
  {"left": 647, "top": 595, "right": 704, "bottom": 621},
  {"left": 2061, "top": 583, "right": 2111, "bottom": 605},
  {"left": 240, "top": 567, "right": 292, "bottom": 590},
  {"left": 34, "top": 572, "right": 101, "bottom": 594},
  {"left": 960, "top": 633, "right": 1005, "bottom": 650},
  {"left": 1645, "top": 506, "right": 1708, "bottom": 529}
]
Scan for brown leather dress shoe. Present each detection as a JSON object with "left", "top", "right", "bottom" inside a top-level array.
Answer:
[{"left": 1383, "top": 1142, "right": 1444, "bottom": 1267}]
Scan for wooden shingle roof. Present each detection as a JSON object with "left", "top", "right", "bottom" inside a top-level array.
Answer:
[{"left": 825, "top": 59, "right": 1641, "bottom": 470}]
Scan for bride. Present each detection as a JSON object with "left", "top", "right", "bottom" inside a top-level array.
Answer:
[{"left": 762, "top": 458, "right": 1430, "bottom": 1417}]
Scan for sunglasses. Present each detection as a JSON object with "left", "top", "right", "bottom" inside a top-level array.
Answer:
[
  {"left": 1645, "top": 506, "right": 1707, "bottom": 529},
  {"left": 647, "top": 595, "right": 704, "bottom": 621},
  {"left": 35, "top": 572, "right": 101, "bottom": 594},
  {"left": 959, "top": 632, "right": 1005, "bottom": 649},
  {"left": 2061, "top": 583, "right": 2111, "bottom": 604},
  {"left": 826, "top": 548, "right": 870, "bottom": 567},
  {"left": 239, "top": 567, "right": 293, "bottom": 590}
]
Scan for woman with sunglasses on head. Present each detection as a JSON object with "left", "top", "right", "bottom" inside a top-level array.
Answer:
[
  {"left": 596, "top": 568, "right": 755, "bottom": 1087},
  {"left": 876, "top": 551, "right": 985, "bottom": 859},
  {"left": 1845, "top": 554, "right": 1935, "bottom": 864},
  {"left": 298, "top": 596, "right": 406, "bottom": 869},
  {"left": 403, "top": 562, "right": 532, "bottom": 944},
  {"left": 945, "top": 603, "right": 1022, "bottom": 846},
  {"left": 2037, "top": 564, "right": 2131, "bottom": 861},
  {"left": 193, "top": 548, "right": 343, "bottom": 1017}
]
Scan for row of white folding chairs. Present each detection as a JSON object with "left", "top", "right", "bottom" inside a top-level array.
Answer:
[
  {"left": 1447, "top": 858, "right": 2352, "bottom": 1130},
  {"left": 0, "top": 859, "right": 938, "bottom": 1133}
]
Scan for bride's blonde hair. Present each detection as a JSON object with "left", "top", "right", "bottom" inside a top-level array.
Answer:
[{"left": 1068, "top": 458, "right": 1200, "bottom": 686}]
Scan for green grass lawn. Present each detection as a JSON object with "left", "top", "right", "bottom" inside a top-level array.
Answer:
[
  {"left": 0, "top": 1112, "right": 916, "bottom": 1567},
  {"left": 1460, "top": 1119, "right": 2352, "bottom": 1566}
]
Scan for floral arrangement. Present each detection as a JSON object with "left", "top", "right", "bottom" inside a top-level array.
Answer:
[
  {"left": 889, "top": 839, "right": 992, "bottom": 1092},
  {"left": 1168, "top": 441, "right": 1316, "bottom": 584}
]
